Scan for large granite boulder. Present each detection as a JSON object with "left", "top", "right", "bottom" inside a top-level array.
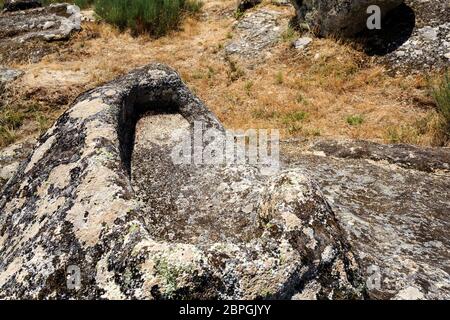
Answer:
[
  {"left": 3, "top": 0, "right": 42, "bottom": 12},
  {"left": 283, "top": 139, "right": 450, "bottom": 299},
  {"left": 290, "top": 0, "right": 404, "bottom": 37},
  {"left": 0, "top": 64, "right": 365, "bottom": 299}
]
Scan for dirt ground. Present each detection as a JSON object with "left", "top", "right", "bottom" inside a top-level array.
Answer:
[{"left": 1, "top": 0, "right": 447, "bottom": 149}]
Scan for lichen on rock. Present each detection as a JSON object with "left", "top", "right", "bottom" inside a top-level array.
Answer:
[
  {"left": 0, "top": 3, "right": 81, "bottom": 63},
  {"left": 0, "top": 63, "right": 366, "bottom": 299}
]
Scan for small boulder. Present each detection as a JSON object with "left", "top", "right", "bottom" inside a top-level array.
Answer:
[
  {"left": 0, "top": 66, "right": 24, "bottom": 85},
  {"left": 293, "top": 36, "right": 313, "bottom": 50}
]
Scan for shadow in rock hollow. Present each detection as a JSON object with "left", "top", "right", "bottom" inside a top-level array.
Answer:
[{"left": 357, "top": 3, "right": 416, "bottom": 56}]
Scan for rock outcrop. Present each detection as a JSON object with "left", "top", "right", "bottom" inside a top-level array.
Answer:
[
  {"left": 225, "top": 9, "right": 286, "bottom": 59},
  {"left": 290, "top": 0, "right": 404, "bottom": 37},
  {"left": 3, "top": 0, "right": 42, "bottom": 12},
  {"left": 0, "top": 64, "right": 365, "bottom": 299},
  {"left": 0, "top": 3, "right": 81, "bottom": 63},
  {"left": 283, "top": 139, "right": 450, "bottom": 299}
]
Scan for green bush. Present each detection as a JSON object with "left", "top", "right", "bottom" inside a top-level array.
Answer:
[
  {"left": 346, "top": 115, "right": 364, "bottom": 126},
  {"left": 431, "top": 71, "right": 450, "bottom": 138},
  {"left": 94, "top": 0, "right": 203, "bottom": 36}
]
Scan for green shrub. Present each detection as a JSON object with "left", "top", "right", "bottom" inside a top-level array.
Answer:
[
  {"left": 346, "top": 115, "right": 364, "bottom": 126},
  {"left": 431, "top": 71, "right": 450, "bottom": 138},
  {"left": 94, "top": 0, "right": 203, "bottom": 36}
]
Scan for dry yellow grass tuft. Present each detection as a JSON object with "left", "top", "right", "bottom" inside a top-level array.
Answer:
[{"left": 2, "top": 0, "right": 446, "bottom": 147}]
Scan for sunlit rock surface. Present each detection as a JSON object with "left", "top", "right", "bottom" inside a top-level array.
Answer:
[
  {"left": 283, "top": 139, "right": 450, "bottom": 299},
  {"left": 0, "top": 64, "right": 365, "bottom": 299},
  {"left": 0, "top": 3, "right": 81, "bottom": 63}
]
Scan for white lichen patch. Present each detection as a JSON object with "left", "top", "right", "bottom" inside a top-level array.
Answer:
[
  {"left": 25, "top": 135, "right": 56, "bottom": 173},
  {"left": 0, "top": 256, "right": 23, "bottom": 288},
  {"left": 394, "top": 286, "right": 425, "bottom": 300},
  {"left": 321, "top": 245, "right": 336, "bottom": 264},
  {"left": 148, "top": 69, "right": 169, "bottom": 80},
  {"left": 38, "top": 164, "right": 77, "bottom": 195},
  {"left": 281, "top": 212, "right": 303, "bottom": 231},
  {"left": 96, "top": 254, "right": 126, "bottom": 300},
  {"left": 303, "top": 227, "right": 318, "bottom": 250},
  {"left": 65, "top": 165, "right": 133, "bottom": 247},
  {"left": 69, "top": 98, "right": 110, "bottom": 120},
  {"left": 81, "top": 119, "right": 118, "bottom": 159}
]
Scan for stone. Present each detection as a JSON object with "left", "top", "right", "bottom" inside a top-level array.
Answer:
[
  {"left": 420, "top": 26, "right": 438, "bottom": 41},
  {"left": 0, "top": 64, "right": 366, "bottom": 299},
  {"left": 81, "top": 9, "right": 96, "bottom": 22},
  {"left": 394, "top": 286, "right": 425, "bottom": 300},
  {"left": 0, "top": 66, "right": 24, "bottom": 85},
  {"left": 283, "top": 139, "right": 450, "bottom": 299},
  {"left": 0, "top": 162, "right": 19, "bottom": 182},
  {"left": 289, "top": 0, "right": 404, "bottom": 37},
  {"left": 0, "top": 3, "right": 82, "bottom": 63},
  {"left": 293, "top": 37, "right": 312, "bottom": 50},
  {"left": 306, "top": 139, "right": 450, "bottom": 173},
  {"left": 3, "top": 0, "right": 41, "bottom": 12},
  {"left": 225, "top": 9, "right": 286, "bottom": 59}
]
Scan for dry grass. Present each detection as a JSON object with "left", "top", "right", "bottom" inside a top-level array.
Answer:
[{"left": 1, "top": 0, "right": 446, "bottom": 147}]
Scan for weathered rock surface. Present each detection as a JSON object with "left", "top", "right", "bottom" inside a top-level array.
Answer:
[
  {"left": 293, "top": 36, "right": 313, "bottom": 50},
  {"left": 0, "top": 64, "right": 365, "bottom": 299},
  {"left": 290, "top": 0, "right": 404, "bottom": 37},
  {"left": 0, "top": 138, "right": 35, "bottom": 189},
  {"left": 283, "top": 139, "right": 450, "bottom": 299},
  {"left": 3, "top": 0, "right": 42, "bottom": 12},
  {"left": 0, "top": 3, "right": 81, "bottom": 63},
  {"left": 225, "top": 9, "right": 286, "bottom": 59},
  {"left": 0, "top": 66, "right": 23, "bottom": 91},
  {"left": 308, "top": 139, "right": 450, "bottom": 173}
]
